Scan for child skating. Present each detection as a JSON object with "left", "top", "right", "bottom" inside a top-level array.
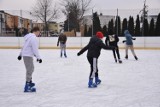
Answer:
[
  {"left": 123, "top": 30, "right": 138, "bottom": 60},
  {"left": 18, "top": 27, "right": 42, "bottom": 92},
  {"left": 77, "top": 31, "right": 115, "bottom": 88},
  {"left": 105, "top": 29, "right": 122, "bottom": 63},
  {"left": 57, "top": 34, "right": 67, "bottom": 58}
]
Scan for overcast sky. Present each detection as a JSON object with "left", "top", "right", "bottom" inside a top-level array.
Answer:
[
  {"left": 0, "top": 0, "right": 160, "bottom": 10},
  {"left": 0, "top": 0, "right": 159, "bottom": 22}
]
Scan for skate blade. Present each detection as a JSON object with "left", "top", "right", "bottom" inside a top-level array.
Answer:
[
  {"left": 88, "top": 85, "right": 97, "bottom": 88},
  {"left": 24, "top": 88, "right": 36, "bottom": 92}
]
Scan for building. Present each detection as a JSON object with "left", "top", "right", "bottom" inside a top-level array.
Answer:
[
  {"left": 32, "top": 22, "right": 44, "bottom": 31},
  {"left": 0, "top": 11, "right": 5, "bottom": 34},
  {"left": 48, "top": 21, "right": 58, "bottom": 34},
  {"left": 83, "top": 14, "right": 115, "bottom": 27},
  {"left": 148, "top": 15, "right": 158, "bottom": 24},
  {"left": 4, "top": 12, "right": 15, "bottom": 31},
  {"left": 58, "top": 22, "right": 64, "bottom": 33}
]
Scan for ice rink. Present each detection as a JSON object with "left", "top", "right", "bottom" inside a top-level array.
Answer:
[{"left": 0, "top": 49, "right": 160, "bottom": 107}]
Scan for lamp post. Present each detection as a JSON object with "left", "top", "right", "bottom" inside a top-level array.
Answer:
[
  {"left": 116, "top": 8, "right": 118, "bottom": 36},
  {"left": 92, "top": 9, "right": 93, "bottom": 36},
  {"left": 142, "top": 0, "right": 148, "bottom": 36},
  {"left": 0, "top": 14, "right": 2, "bottom": 35},
  {"left": 68, "top": 11, "right": 70, "bottom": 32}
]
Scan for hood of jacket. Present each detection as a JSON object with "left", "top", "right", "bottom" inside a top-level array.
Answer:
[
  {"left": 124, "top": 30, "right": 129, "bottom": 35},
  {"left": 24, "top": 33, "right": 35, "bottom": 41},
  {"left": 90, "top": 36, "right": 101, "bottom": 44}
]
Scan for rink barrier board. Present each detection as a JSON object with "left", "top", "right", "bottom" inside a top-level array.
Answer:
[
  {"left": 0, "top": 37, "right": 160, "bottom": 50},
  {"left": 0, "top": 46, "right": 160, "bottom": 50}
]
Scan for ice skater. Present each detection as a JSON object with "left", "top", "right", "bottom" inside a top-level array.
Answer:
[
  {"left": 105, "top": 29, "right": 122, "bottom": 63},
  {"left": 17, "top": 26, "right": 42, "bottom": 92},
  {"left": 77, "top": 31, "right": 115, "bottom": 88},
  {"left": 57, "top": 34, "right": 67, "bottom": 58},
  {"left": 123, "top": 30, "right": 138, "bottom": 60}
]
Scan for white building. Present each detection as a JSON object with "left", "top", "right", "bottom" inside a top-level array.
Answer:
[
  {"left": 82, "top": 14, "right": 115, "bottom": 27},
  {"left": 58, "top": 22, "right": 64, "bottom": 33},
  {"left": 148, "top": 15, "right": 158, "bottom": 24}
]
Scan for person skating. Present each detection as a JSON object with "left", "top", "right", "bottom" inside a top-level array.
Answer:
[
  {"left": 105, "top": 29, "right": 122, "bottom": 63},
  {"left": 57, "top": 34, "right": 67, "bottom": 58},
  {"left": 77, "top": 31, "right": 115, "bottom": 88},
  {"left": 123, "top": 30, "right": 138, "bottom": 60},
  {"left": 17, "top": 26, "right": 42, "bottom": 92}
]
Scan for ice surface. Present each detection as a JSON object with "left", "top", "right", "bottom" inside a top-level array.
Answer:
[{"left": 0, "top": 49, "right": 160, "bottom": 107}]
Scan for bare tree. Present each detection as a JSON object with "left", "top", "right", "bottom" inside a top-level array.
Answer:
[
  {"left": 31, "top": 0, "right": 59, "bottom": 36},
  {"left": 61, "top": 0, "right": 92, "bottom": 34}
]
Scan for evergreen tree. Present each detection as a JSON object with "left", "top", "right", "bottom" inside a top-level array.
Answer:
[
  {"left": 155, "top": 13, "right": 160, "bottom": 36},
  {"left": 122, "top": 18, "right": 127, "bottom": 36},
  {"left": 115, "top": 16, "right": 121, "bottom": 36},
  {"left": 102, "top": 25, "right": 107, "bottom": 36},
  {"left": 144, "top": 18, "right": 149, "bottom": 36},
  {"left": 93, "top": 12, "right": 101, "bottom": 35},
  {"left": 63, "top": 14, "right": 75, "bottom": 32},
  {"left": 149, "top": 18, "right": 155, "bottom": 36},
  {"left": 84, "top": 24, "right": 88, "bottom": 37},
  {"left": 135, "top": 15, "right": 141, "bottom": 36},
  {"left": 64, "top": 20, "right": 68, "bottom": 31},
  {"left": 128, "top": 16, "right": 134, "bottom": 35},
  {"left": 108, "top": 19, "right": 114, "bottom": 34},
  {"left": 87, "top": 26, "right": 92, "bottom": 37}
]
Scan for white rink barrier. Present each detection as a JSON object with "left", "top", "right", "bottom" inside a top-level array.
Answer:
[{"left": 0, "top": 37, "right": 160, "bottom": 49}]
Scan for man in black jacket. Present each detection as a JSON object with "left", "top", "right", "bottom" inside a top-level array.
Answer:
[{"left": 77, "top": 31, "right": 115, "bottom": 88}]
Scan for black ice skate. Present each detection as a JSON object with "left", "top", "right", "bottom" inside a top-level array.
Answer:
[
  {"left": 134, "top": 56, "right": 138, "bottom": 60},
  {"left": 125, "top": 55, "right": 128, "bottom": 59},
  {"left": 114, "top": 58, "right": 117, "bottom": 63},
  {"left": 64, "top": 54, "right": 67, "bottom": 58},
  {"left": 118, "top": 59, "right": 122, "bottom": 63}
]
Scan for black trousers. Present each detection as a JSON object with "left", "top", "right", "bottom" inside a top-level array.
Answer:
[
  {"left": 87, "top": 57, "right": 98, "bottom": 79},
  {"left": 112, "top": 46, "right": 120, "bottom": 59}
]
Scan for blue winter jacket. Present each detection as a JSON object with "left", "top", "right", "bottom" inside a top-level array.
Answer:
[{"left": 124, "top": 30, "right": 133, "bottom": 45}]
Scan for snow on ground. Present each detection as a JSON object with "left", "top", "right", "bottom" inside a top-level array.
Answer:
[{"left": 0, "top": 49, "right": 160, "bottom": 107}]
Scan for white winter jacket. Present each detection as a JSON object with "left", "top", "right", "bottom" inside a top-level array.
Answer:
[{"left": 20, "top": 33, "right": 41, "bottom": 59}]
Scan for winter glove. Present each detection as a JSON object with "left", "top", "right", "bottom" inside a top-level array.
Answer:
[
  {"left": 17, "top": 56, "right": 22, "bottom": 60},
  {"left": 132, "top": 38, "right": 136, "bottom": 40},
  {"left": 77, "top": 52, "right": 81, "bottom": 56},
  {"left": 122, "top": 40, "right": 126, "bottom": 43},
  {"left": 37, "top": 59, "right": 42, "bottom": 63}
]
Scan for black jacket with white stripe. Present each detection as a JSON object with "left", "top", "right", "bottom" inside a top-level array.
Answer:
[{"left": 78, "top": 36, "right": 115, "bottom": 58}]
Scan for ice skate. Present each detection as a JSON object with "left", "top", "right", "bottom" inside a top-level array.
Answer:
[
  {"left": 29, "top": 82, "right": 35, "bottom": 87},
  {"left": 114, "top": 58, "right": 117, "bottom": 63},
  {"left": 118, "top": 59, "right": 122, "bottom": 63},
  {"left": 60, "top": 53, "right": 62, "bottom": 57},
  {"left": 88, "top": 78, "right": 97, "bottom": 88},
  {"left": 125, "top": 55, "right": 128, "bottom": 59},
  {"left": 64, "top": 54, "right": 67, "bottom": 58},
  {"left": 24, "top": 82, "right": 36, "bottom": 92},
  {"left": 95, "top": 77, "right": 101, "bottom": 85},
  {"left": 134, "top": 56, "right": 138, "bottom": 60}
]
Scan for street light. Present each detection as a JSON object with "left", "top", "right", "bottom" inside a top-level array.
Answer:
[{"left": 0, "top": 14, "right": 2, "bottom": 35}]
